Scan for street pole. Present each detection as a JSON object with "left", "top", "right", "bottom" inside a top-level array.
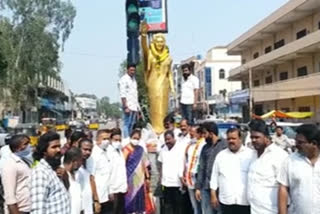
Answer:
[{"left": 249, "top": 68, "right": 253, "bottom": 118}]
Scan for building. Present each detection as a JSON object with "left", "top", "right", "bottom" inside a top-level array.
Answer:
[
  {"left": 38, "top": 77, "right": 72, "bottom": 122},
  {"left": 169, "top": 64, "right": 181, "bottom": 112},
  {"left": 200, "top": 47, "right": 242, "bottom": 118},
  {"left": 0, "top": 75, "right": 72, "bottom": 124},
  {"left": 227, "top": 0, "right": 320, "bottom": 122},
  {"left": 75, "top": 96, "right": 98, "bottom": 119}
]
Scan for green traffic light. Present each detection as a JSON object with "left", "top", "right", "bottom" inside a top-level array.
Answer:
[
  {"left": 128, "top": 20, "right": 139, "bottom": 31},
  {"left": 127, "top": 4, "right": 138, "bottom": 15}
]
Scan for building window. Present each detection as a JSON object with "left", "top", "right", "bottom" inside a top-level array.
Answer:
[
  {"left": 281, "top": 108, "right": 290, "bottom": 112},
  {"left": 205, "top": 67, "right": 212, "bottom": 98},
  {"left": 296, "top": 29, "right": 307, "bottom": 39},
  {"left": 279, "top": 72, "right": 288, "bottom": 81},
  {"left": 297, "top": 66, "right": 308, "bottom": 77},
  {"left": 253, "top": 52, "right": 259, "bottom": 59},
  {"left": 265, "top": 76, "right": 272, "bottom": 84},
  {"left": 298, "top": 106, "right": 311, "bottom": 112},
  {"left": 264, "top": 46, "right": 272, "bottom": 54},
  {"left": 274, "top": 39, "right": 285, "bottom": 49},
  {"left": 253, "top": 80, "right": 260, "bottom": 87},
  {"left": 219, "top": 69, "right": 225, "bottom": 79}
]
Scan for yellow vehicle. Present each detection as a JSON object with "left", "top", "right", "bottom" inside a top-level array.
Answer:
[
  {"left": 55, "top": 120, "right": 69, "bottom": 131},
  {"left": 88, "top": 119, "right": 99, "bottom": 130},
  {"left": 41, "top": 118, "right": 56, "bottom": 132},
  {"left": 10, "top": 123, "right": 39, "bottom": 147},
  {"left": 88, "top": 123, "right": 99, "bottom": 130}
]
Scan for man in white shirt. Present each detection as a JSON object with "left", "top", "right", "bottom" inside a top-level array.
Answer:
[
  {"left": 177, "top": 119, "right": 191, "bottom": 145},
  {"left": 211, "top": 128, "right": 254, "bottom": 214},
  {"left": 77, "top": 138, "right": 100, "bottom": 214},
  {"left": 108, "top": 128, "right": 127, "bottom": 214},
  {"left": 278, "top": 124, "right": 320, "bottom": 214},
  {"left": 63, "top": 148, "right": 83, "bottom": 214},
  {"left": 119, "top": 64, "right": 140, "bottom": 138},
  {"left": 158, "top": 130, "right": 186, "bottom": 214},
  {"left": 180, "top": 63, "right": 199, "bottom": 125},
  {"left": 272, "top": 126, "right": 292, "bottom": 152},
  {"left": 247, "top": 119, "right": 288, "bottom": 214},
  {"left": 157, "top": 115, "right": 181, "bottom": 152},
  {"left": 88, "top": 129, "right": 113, "bottom": 214}
]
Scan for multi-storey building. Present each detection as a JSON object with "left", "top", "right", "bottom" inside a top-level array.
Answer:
[
  {"left": 169, "top": 64, "right": 181, "bottom": 111},
  {"left": 228, "top": 0, "right": 320, "bottom": 122},
  {"left": 200, "top": 47, "right": 242, "bottom": 118},
  {"left": 75, "top": 96, "right": 98, "bottom": 119}
]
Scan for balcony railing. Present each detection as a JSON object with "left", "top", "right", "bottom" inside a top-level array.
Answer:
[
  {"left": 252, "top": 72, "right": 320, "bottom": 102},
  {"left": 229, "top": 30, "right": 320, "bottom": 79}
]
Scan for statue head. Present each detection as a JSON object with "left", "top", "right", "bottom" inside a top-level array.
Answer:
[{"left": 153, "top": 33, "right": 166, "bottom": 52}]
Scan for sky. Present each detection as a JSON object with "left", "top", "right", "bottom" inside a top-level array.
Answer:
[{"left": 60, "top": 0, "right": 288, "bottom": 103}]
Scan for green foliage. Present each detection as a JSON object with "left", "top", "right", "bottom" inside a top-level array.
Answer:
[
  {"left": 97, "top": 96, "right": 122, "bottom": 119},
  {"left": 0, "top": 0, "right": 76, "bottom": 111}
]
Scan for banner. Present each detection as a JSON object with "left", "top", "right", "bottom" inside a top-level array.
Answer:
[
  {"left": 253, "top": 110, "right": 314, "bottom": 119},
  {"left": 139, "top": 0, "right": 168, "bottom": 33}
]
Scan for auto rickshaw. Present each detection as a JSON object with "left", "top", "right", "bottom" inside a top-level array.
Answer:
[
  {"left": 88, "top": 119, "right": 99, "bottom": 130},
  {"left": 55, "top": 119, "right": 69, "bottom": 131},
  {"left": 8, "top": 123, "right": 40, "bottom": 147},
  {"left": 40, "top": 118, "right": 57, "bottom": 132}
]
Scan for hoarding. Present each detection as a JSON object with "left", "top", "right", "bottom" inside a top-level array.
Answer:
[{"left": 139, "top": 0, "right": 168, "bottom": 33}]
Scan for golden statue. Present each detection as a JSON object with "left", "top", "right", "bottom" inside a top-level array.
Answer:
[{"left": 141, "top": 23, "right": 174, "bottom": 134}]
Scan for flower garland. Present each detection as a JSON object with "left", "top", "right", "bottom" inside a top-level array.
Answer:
[{"left": 150, "top": 43, "right": 169, "bottom": 68}]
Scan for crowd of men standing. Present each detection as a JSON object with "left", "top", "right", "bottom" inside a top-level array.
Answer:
[
  {"left": 0, "top": 62, "right": 319, "bottom": 214},
  {"left": 1, "top": 117, "right": 319, "bottom": 214}
]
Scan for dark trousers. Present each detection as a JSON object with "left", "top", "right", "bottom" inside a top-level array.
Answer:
[
  {"left": 163, "top": 186, "right": 183, "bottom": 214},
  {"left": 221, "top": 203, "right": 250, "bottom": 214},
  {"left": 100, "top": 201, "right": 113, "bottom": 214},
  {"left": 181, "top": 189, "right": 193, "bottom": 214},
  {"left": 180, "top": 103, "right": 194, "bottom": 125},
  {"left": 113, "top": 193, "right": 125, "bottom": 214}
]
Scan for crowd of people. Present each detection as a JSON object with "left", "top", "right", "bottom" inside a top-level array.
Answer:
[{"left": 0, "top": 116, "right": 319, "bottom": 214}]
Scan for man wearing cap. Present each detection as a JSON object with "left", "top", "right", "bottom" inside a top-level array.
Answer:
[{"left": 247, "top": 119, "right": 288, "bottom": 214}]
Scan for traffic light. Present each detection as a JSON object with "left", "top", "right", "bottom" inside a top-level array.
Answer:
[{"left": 126, "top": 0, "right": 140, "bottom": 65}]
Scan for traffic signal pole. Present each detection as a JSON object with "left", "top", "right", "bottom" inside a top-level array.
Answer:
[{"left": 126, "top": 0, "right": 141, "bottom": 65}]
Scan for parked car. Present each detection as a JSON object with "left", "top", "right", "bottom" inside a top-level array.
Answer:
[{"left": 217, "top": 122, "right": 239, "bottom": 139}]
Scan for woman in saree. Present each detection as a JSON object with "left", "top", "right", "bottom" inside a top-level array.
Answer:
[{"left": 123, "top": 129, "right": 153, "bottom": 214}]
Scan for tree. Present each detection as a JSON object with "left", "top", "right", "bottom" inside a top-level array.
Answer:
[
  {"left": 97, "top": 96, "right": 121, "bottom": 119},
  {"left": 0, "top": 0, "right": 76, "bottom": 113}
]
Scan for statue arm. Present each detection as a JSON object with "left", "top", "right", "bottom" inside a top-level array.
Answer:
[
  {"left": 141, "top": 32, "right": 149, "bottom": 70},
  {"left": 140, "top": 22, "right": 149, "bottom": 84}
]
